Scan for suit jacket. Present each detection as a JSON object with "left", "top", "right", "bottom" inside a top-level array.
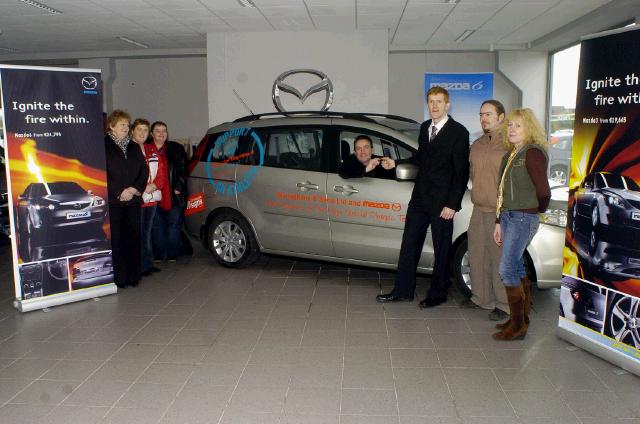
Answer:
[
  {"left": 403, "top": 116, "right": 470, "bottom": 215},
  {"left": 105, "top": 135, "right": 149, "bottom": 208}
]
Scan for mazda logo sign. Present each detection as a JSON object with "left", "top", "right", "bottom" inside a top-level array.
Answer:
[
  {"left": 272, "top": 69, "right": 334, "bottom": 113},
  {"left": 81, "top": 76, "right": 98, "bottom": 90}
]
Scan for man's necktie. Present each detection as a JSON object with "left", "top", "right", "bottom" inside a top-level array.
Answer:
[{"left": 430, "top": 126, "right": 438, "bottom": 142}]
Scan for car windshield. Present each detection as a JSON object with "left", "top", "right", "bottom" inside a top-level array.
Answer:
[
  {"left": 371, "top": 118, "right": 420, "bottom": 142},
  {"left": 48, "top": 182, "right": 86, "bottom": 195},
  {"left": 603, "top": 174, "right": 640, "bottom": 191}
]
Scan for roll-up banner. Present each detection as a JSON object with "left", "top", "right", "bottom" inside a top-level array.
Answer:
[
  {"left": 424, "top": 72, "right": 493, "bottom": 141},
  {"left": 560, "top": 26, "right": 640, "bottom": 375},
  {"left": 0, "top": 65, "right": 116, "bottom": 313}
]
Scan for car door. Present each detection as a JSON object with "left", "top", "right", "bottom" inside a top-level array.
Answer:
[
  {"left": 236, "top": 125, "right": 332, "bottom": 256},
  {"left": 327, "top": 127, "right": 434, "bottom": 267}
]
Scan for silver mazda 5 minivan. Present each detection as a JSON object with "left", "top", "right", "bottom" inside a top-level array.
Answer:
[{"left": 185, "top": 112, "right": 565, "bottom": 294}]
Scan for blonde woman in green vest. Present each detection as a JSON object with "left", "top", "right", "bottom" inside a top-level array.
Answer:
[{"left": 492, "top": 108, "right": 550, "bottom": 341}]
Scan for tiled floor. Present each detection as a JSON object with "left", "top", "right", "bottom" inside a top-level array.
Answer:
[{"left": 0, "top": 243, "right": 639, "bottom": 424}]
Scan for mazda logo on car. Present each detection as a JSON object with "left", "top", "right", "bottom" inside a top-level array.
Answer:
[
  {"left": 272, "top": 69, "right": 334, "bottom": 113},
  {"left": 81, "top": 76, "right": 97, "bottom": 90}
]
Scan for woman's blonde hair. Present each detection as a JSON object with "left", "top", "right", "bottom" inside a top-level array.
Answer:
[{"left": 502, "top": 108, "right": 548, "bottom": 151}]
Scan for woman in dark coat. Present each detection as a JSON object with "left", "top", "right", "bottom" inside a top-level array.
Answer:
[{"left": 105, "top": 110, "right": 148, "bottom": 288}]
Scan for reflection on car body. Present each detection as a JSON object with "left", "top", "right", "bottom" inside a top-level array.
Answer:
[
  {"left": 70, "top": 253, "right": 113, "bottom": 289},
  {"left": 185, "top": 112, "right": 566, "bottom": 293},
  {"left": 15, "top": 181, "right": 108, "bottom": 262}
]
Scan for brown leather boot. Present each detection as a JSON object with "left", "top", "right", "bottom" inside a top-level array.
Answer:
[
  {"left": 492, "top": 285, "right": 527, "bottom": 340},
  {"left": 495, "top": 276, "right": 532, "bottom": 329}
]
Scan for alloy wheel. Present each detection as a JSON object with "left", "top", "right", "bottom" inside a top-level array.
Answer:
[
  {"left": 609, "top": 296, "right": 640, "bottom": 349},
  {"left": 212, "top": 220, "right": 247, "bottom": 263}
]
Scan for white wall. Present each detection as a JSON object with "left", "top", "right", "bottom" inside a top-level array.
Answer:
[
  {"left": 498, "top": 51, "right": 548, "bottom": 123},
  {"left": 206, "top": 31, "right": 388, "bottom": 126},
  {"left": 81, "top": 56, "right": 209, "bottom": 145},
  {"left": 389, "top": 50, "right": 547, "bottom": 129}
]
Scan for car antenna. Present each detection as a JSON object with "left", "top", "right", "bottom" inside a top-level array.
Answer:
[{"left": 233, "top": 89, "right": 254, "bottom": 115}]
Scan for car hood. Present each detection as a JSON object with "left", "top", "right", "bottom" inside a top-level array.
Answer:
[
  {"left": 43, "top": 194, "right": 93, "bottom": 203},
  {"left": 602, "top": 188, "right": 640, "bottom": 201}
]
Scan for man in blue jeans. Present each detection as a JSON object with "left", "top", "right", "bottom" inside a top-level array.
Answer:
[{"left": 150, "top": 121, "right": 188, "bottom": 262}]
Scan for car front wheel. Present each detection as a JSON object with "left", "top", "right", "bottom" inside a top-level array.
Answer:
[{"left": 208, "top": 212, "right": 259, "bottom": 268}]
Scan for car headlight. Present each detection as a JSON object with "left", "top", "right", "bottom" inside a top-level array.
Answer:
[
  {"left": 47, "top": 204, "right": 55, "bottom": 210},
  {"left": 606, "top": 194, "right": 623, "bottom": 207},
  {"left": 541, "top": 208, "right": 567, "bottom": 227},
  {"left": 93, "top": 196, "right": 105, "bottom": 207}
]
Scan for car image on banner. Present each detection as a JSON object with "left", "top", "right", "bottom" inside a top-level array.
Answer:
[{"left": 15, "top": 181, "right": 108, "bottom": 262}]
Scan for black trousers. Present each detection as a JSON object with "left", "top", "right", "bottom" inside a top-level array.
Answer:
[
  {"left": 109, "top": 205, "right": 141, "bottom": 286},
  {"left": 392, "top": 205, "right": 454, "bottom": 299}
]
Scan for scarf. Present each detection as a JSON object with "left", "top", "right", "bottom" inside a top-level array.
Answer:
[{"left": 108, "top": 132, "right": 130, "bottom": 158}]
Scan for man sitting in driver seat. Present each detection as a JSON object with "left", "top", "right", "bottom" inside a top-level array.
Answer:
[{"left": 339, "top": 135, "right": 395, "bottom": 180}]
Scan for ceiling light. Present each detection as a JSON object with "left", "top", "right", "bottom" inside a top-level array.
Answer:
[
  {"left": 116, "top": 36, "right": 149, "bottom": 49},
  {"left": 0, "top": 46, "right": 18, "bottom": 52},
  {"left": 18, "top": 0, "right": 62, "bottom": 14},
  {"left": 455, "top": 29, "right": 475, "bottom": 43},
  {"left": 237, "top": 0, "right": 256, "bottom": 7}
]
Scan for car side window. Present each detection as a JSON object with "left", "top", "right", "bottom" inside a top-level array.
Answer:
[
  {"left": 199, "top": 132, "right": 241, "bottom": 164},
  {"left": 338, "top": 129, "right": 415, "bottom": 179},
  {"left": 254, "top": 127, "right": 324, "bottom": 172}
]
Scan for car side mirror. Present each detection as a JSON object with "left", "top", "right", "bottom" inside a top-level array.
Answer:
[
  {"left": 396, "top": 163, "right": 418, "bottom": 181},
  {"left": 17, "top": 194, "right": 25, "bottom": 201}
]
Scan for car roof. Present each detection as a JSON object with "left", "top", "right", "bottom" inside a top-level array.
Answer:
[{"left": 206, "top": 112, "right": 421, "bottom": 148}]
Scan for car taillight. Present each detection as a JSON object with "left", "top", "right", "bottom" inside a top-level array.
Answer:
[
  {"left": 550, "top": 136, "right": 558, "bottom": 145},
  {"left": 188, "top": 135, "right": 209, "bottom": 174}
]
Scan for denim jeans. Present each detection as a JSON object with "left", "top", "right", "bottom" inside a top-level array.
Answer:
[
  {"left": 140, "top": 205, "right": 156, "bottom": 272},
  {"left": 498, "top": 211, "right": 539, "bottom": 287},
  {"left": 152, "top": 206, "right": 183, "bottom": 260}
]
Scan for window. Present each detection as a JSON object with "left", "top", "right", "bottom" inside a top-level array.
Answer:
[
  {"left": 199, "top": 132, "right": 242, "bottom": 164},
  {"left": 253, "top": 127, "right": 324, "bottom": 172},
  {"left": 339, "top": 129, "right": 415, "bottom": 161}
]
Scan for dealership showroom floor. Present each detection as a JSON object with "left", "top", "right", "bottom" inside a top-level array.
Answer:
[{"left": 0, "top": 244, "right": 638, "bottom": 424}]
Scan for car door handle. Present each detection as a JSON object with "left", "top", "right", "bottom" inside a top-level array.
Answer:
[
  {"left": 296, "top": 181, "right": 319, "bottom": 191},
  {"left": 333, "top": 185, "right": 359, "bottom": 195}
]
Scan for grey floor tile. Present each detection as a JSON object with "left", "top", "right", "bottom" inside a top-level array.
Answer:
[
  {"left": 341, "top": 388, "right": 398, "bottom": 415},
  {"left": 228, "top": 386, "right": 287, "bottom": 413},
  {"left": 155, "top": 344, "right": 209, "bottom": 364},
  {"left": 161, "top": 403, "right": 224, "bottom": 424},
  {"left": 174, "top": 383, "right": 234, "bottom": 409},
  {"left": 443, "top": 368, "right": 500, "bottom": 389},
  {"left": 0, "top": 357, "right": 59, "bottom": 379},
  {"left": 238, "top": 364, "right": 293, "bottom": 388},
  {"left": 450, "top": 386, "right": 514, "bottom": 417},
  {"left": 0, "top": 403, "right": 53, "bottom": 424},
  {"left": 138, "top": 362, "right": 195, "bottom": 385},
  {"left": 188, "top": 362, "right": 245, "bottom": 386},
  {"left": 102, "top": 407, "right": 166, "bottom": 424},
  {"left": 285, "top": 387, "right": 341, "bottom": 414},
  {"left": 346, "top": 331, "right": 389, "bottom": 348},
  {"left": 169, "top": 329, "right": 220, "bottom": 346},
  {"left": 42, "top": 405, "right": 108, "bottom": 424},
  {"left": 130, "top": 327, "right": 179, "bottom": 344},
  {"left": 543, "top": 367, "right": 609, "bottom": 391},
  {"left": 290, "top": 364, "right": 343, "bottom": 389},
  {"left": 507, "top": 390, "right": 577, "bottom": 418},
  {"left": 40, "top": 359, "right": 103, "bottom": 381},
  {"left": 386, "top": 319, "right": 428, "bottom": 333},
  {"left": 344, "top": 347, "right": 391, "bottom": 368},
  {"left": 393, "top": 367, "right": 447, "bottom": 390},
  {"left": 111, "top": 342, "right": 164, "bottom": 361},
  {"left": 395, "top": 387, "right": 456, "bottom": 416},
  {"left": 249, "top": 346, "right": 301, "bottom": 366},
  {"left": 90, "top": 359, "right": 148, "bottom": 382},
  {"left": 301, "top": 330, "right": 345, "bottom": 348},
  {"left": 62, "top": 378, "right": 130, "bottom": 407},
  {"left": 283, "top": 414, "right": 339, "bottom": 424},
  {"left": 561, "top": 391, "right": 636, "bottom": 418},
  {"left": 438, "top": 349, "right": 489, "bottom": 368},
  {"left": 342, "top": 365, "right": 395, "bottom": 389},
  {"left": 391, "top": 348, "right": 440, "bottom": 368},
  {"left": 389, "top": 332, "right": 434, "bottom": 348},
  {"left": 116, "top": 382, "right": 181, "bottom": 409},
  {"left": 342, "top": 416, "right": 401, "bottom": 424},
  {"left": 23, "top": 341, "right": 79, "bottom": 359},
  {"left": 11, "top": 379, "right": 77, "bottom": 405},
  {"left": 0, "top": 379, "right": 31, "bottom": 403},
  {"left": 202, "top": 344, "right": 252, "bottom": 365},
  {"left": 493, "top": 367, "right": 556, "bottom": 391},
  {"left": 426, "top": 319, "right": 471, "bottom": 334},
  {"left": 219, "top": 411, "right": 282, "bottom": 424}
]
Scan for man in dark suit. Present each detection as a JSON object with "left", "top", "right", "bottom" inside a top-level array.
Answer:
[{"left": 377, "top": 86, "right": 470, "bottom": 308}]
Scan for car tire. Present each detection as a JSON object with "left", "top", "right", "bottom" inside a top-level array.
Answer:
[
  {"left": 207, "top": 212, "right": 259, "bottom": 268},
  {"left": 452, "top": 237, "right": 472, "bottom": 298},
  {"left": 549, "top": 166, "right": 568, "bottom": 185}
]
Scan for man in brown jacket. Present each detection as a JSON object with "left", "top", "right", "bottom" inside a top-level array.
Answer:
[{"left": 463, "top": 100, "right": 509, "bottom": 320}]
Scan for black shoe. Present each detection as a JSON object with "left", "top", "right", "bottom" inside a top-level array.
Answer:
[
  {"left": 129, "top": 280, "right": 139, "bottom": 287},
  {"left": 150, "top": 266, "right": 161, "bottom": 273},
  {"left": 167, "top": 256, "right": 177, "bottom": 263},
  {"left": 141, "top": 270, "right": 152, "bottom": 277},
  {"left": 115, "top": 283, "right": 126, "bottom": 289},
  {"left": 418, "top": 296, "right": 447, "bottom": 309},
  {"left": 376, "top": 293, "right": 414, "bottom": 303}
]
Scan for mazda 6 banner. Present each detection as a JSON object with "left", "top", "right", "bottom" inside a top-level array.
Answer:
[
  {"left": 0, "top": 65, "right": 116, "bottom": 312},
  {"left": 559, "top": 26, "right": 640, "bottom": 375},
  {"left": 424, "top": 72, "right": 493, "bottom": 141}
]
